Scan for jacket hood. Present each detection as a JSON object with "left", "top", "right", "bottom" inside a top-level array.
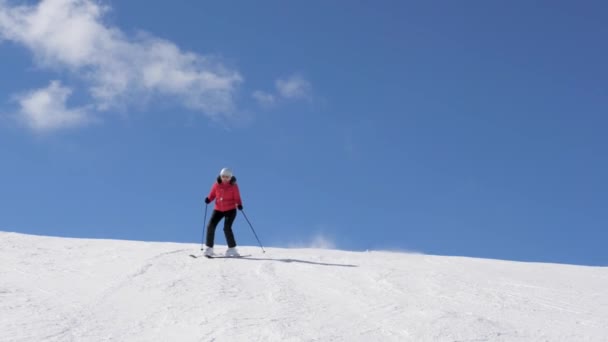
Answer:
[{"left": 217, "top": 175, "right": 237, "bottom": 184}]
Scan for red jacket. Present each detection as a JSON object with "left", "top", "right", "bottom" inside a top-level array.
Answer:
[{"left": 207, "top": 176, "right": 242, "bottom": 212}]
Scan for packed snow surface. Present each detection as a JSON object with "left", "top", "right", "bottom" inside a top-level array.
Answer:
[{"left": 1, "top": 231, "right": 606, "bottom": 341}]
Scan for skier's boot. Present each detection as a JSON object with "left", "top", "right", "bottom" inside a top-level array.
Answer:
[{"left": 225, "top": 247, "right": 240, "bottom": 257}]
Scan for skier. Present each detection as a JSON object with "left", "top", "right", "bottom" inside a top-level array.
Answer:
[{"left": 203, "top": 167, "right": 243, "bottom": 257}]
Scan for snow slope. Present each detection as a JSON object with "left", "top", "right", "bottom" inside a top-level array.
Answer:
[{"left": 1, "top": 231, "right": 606, "bottom": 342}]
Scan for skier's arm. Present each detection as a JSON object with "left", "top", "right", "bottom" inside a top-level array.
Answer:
[
  {"left": 207, "top": 183, "right": 217, "bottom": 202},
  {"left": 234, "top": 184, "right": 243, "bottom": 209}
]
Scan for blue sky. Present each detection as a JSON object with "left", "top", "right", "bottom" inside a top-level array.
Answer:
[{"left": 1, "top": 1, "right": 606, "bottom": 266}]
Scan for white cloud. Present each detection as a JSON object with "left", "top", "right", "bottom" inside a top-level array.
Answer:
[
  {"left": 0, "top": 0, "right": 243, "bottom": 125},
  {"left": 275, "top": 74, "right": 311, "bottom": 100},
  {"left": 15, "top": 80, "right": 91, "bottom": 132},
  {"left": 251, "top": 90, "right": 276, "bottom": 107},
  {"left": 252, "top": 74, "right": 313, "bottom": 109}
]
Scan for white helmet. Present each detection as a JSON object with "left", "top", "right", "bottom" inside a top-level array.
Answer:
[{"left": 220, "top": 167, "right": 233, "bottom": 177}]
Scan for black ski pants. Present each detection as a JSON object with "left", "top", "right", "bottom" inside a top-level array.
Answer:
[{"left": 206, "top": 209, "right": 237, "bottom": 248}]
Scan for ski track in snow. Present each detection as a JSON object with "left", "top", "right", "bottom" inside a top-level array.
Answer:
[{"left": 1, "top": 232, "right": 607, "bottom": 342}]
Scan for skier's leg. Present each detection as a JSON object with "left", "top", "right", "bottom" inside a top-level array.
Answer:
[
  {"left": 205, "top": 210, "right": 224, "bottom": 248},
  {"left": 223, "top": 209, "right": 238, "bottom": 248}
]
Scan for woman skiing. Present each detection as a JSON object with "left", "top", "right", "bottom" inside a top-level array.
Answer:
[{"left": 203, "top": 167, "right": 243, "bottom": 257}]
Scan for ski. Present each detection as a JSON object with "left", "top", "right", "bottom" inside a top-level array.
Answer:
[
  {"left": 205, "top": 254, "right": 252, "bottom": 259},
  {"left": 189, "top": 253, "right": 252, "bottom": 259}
]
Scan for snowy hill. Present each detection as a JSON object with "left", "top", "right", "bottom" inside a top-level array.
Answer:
[{"left": 1, "top": 232, "right": 606, "bottom": 342}]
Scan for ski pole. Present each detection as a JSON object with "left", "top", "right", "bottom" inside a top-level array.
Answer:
[
  {"left": 240, "top": 209, "right": 265, "bottom": 253},
  {"left": 201, "top": 203, "right": 208, "bottom": 250}
]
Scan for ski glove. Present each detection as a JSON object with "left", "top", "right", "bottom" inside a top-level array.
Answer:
[
  {"left": 204, "top": 197, "right": 211, "bottom": 204},
  {"left": 237, "top": 204, "right": 243, "bottom": 211}
]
